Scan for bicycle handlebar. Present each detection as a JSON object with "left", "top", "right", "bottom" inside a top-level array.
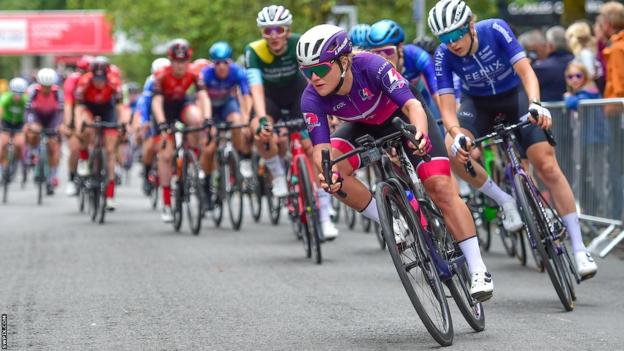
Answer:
[{"left": 321, "top": 116, "right": 431, "bottom": 197}]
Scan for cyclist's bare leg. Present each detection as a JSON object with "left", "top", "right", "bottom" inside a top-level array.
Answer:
[
  {"left": 47, "top": 137, "right": 60, "bottom": 168},
  {"left": 200, "top": 131, "right": 217, "bottom": 175},
  {"left": 67, "top": 134, "right": 80, "bottom": 176},
  {"left": 182, "top": 105, "right": 202, "bottom": 150},
  {"left": 423, "top": 175, "right": 476, "bottom": 241},
  {"left": 226, "top": 112, "right": 250, "bottom": 155},
  {"left": 104, "top": 133, "right": 118, "bottom": 183},
  {"left": 526, "top": 142, "right": 575, "bottom": 213},
  {"left": 25, "top": 123, "right": 42, "bottom": 148},
  {"left": 157, "top": 136, "right": 174, "bottom": 206},
  {"left": 0, "top": 132, "right": 8, "bottom": 166}
]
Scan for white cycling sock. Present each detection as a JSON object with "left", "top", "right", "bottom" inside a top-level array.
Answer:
[
  {"left": 562, "top": 212, "right": 586, "bottom": 253},
  {"left": 458, "top": 236, "right": 487, "bottom": 274},
  {"left": 265, "top": 155, "right": 284, "bottom": 177},
  {"left": 478, "top": 177, "right": 514, "bottom": 206},
  {"left": 318, "top": 189, "right": 331, "bottom": 223},
  {"left": 360, "top": 197, "right": 380, "bottom": 223}
]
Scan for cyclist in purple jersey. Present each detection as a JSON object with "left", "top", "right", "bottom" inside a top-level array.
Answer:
[
  {"left": 298, "top": 24, "right": 493, "bottom": 301},
  {"left": 429, "top": 0, "right": 597, "bottom": 279}
]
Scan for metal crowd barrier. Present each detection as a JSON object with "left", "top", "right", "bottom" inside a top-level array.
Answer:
[{"left": 545, "top": 99, "right": 624, "bottom": 258}]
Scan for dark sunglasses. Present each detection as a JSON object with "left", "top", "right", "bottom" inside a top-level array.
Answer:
[
  {"left": 370, "top": 46, "right": 398, "bottom": 57},
  {"left": 300, "top": 60, "right": 334, "bottom": 80},
  {"left": 214, "top": 60, "right": 229, "bottom": 65},
  {"left": 566, "top": 73, "right": 584, "bottom": 80},
  {"left": 262, "top": 26, "right": 288, "bottom": 38}
]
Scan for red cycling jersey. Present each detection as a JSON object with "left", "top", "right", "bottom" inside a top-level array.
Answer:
[
  {"left": 63, "top": 71, "right": 82, "bottom": 105},
  {"left": 152, "top": 65, "right": 204, "bottom": 101},
  {"left": 75, "top": 72, "right": 122, "bottom": 105},
  {"left": 28, "top": 84, "right": 62, "bottom": 115}
]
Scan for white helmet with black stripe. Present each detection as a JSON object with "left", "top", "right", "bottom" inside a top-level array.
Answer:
[
  {"left": 428, "top": 0, "right": 472, "bottom": 36},
  {"left": 257, "top": 5, "right": 292, "bottom": 28}
]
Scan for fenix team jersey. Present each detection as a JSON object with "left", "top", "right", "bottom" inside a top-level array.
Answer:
[
  {"left": 301, "top": 52, "right": 414, "bottom": 145},
  {"left": 244, "top": 34, "right": 305, "bottom": 87},
  {"left": 200, "top": 63, "right": 250, "bottom": 106},
  {"left": 153, "top": 65, "right": 204, "bottom": 101},
  {"left": 434, "top": 18, "right": 526, "bottom": 97},
  {"left": 138, "top": 75, "right": 156, "bottom": 124},
  {"left": 402, "top": 44, "right": 438, "bottom": 95}
]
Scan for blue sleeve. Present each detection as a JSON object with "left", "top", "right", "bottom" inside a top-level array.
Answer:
[
  {"left": 300, "top": 89, "right": 330, "bottom": 145},
  {"left": 434, "top": 46, "right": 455, "bottom": 95},
  {"left": 564, "top": 95, "right": 580, "bottom": 110},
  {"left": 235, "top": 65, "right": 251, "bottom": 95},
  {"left": 491, "top": 19, "right": 526, "bottom": 65},
  {"left": 404, "top": 45, "right": 438, "bottom": 94},
  {"left": 420, "top": 57, "right": 438, "bottom": 95}
]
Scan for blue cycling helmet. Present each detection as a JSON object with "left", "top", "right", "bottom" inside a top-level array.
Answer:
[
  {"left": 367, "top": 19, "right": 405, "bottom": 47},
  {"left": 349, "top": 24, "right": 371, "bottom": 49},
  {"left": 209, "top": 41, "right": 233, "bottom": 61}
]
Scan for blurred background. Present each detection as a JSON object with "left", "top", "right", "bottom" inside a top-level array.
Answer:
[{"left": 0, "top": 0, "right": 603, "bottom": 84}]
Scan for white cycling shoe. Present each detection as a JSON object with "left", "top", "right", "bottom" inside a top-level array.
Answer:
[
  {"left": 271, "top": 175, "right": 288, "bottom": 198},
  {"left": 322, "top": 220, "right": 339, "bottom": 240},
  {"left": 161, "top": 206, "right": 173, "bottom": 223},
  {"left": 240, "top": 159, "right": 253, "bottom": 178},
  {"left": 501, "top": 201, "right": 524, "bottom": 232},
  {"left": 470, "top": 271, "right": 494, "bottom": 302},
  {"left": 65, "top": 182, "right": 78, "bottom": 196},
  {"left": 575, "top": 251, "right": 598, "bottom": 281}
]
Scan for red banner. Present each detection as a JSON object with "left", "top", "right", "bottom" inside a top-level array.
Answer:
[{"left": 0, "top": 11, "right": 114, "bottom": 54}]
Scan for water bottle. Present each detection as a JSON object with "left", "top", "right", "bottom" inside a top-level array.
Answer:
[{"left": 406, "top": 190, "right": 429, "bottom": 229}]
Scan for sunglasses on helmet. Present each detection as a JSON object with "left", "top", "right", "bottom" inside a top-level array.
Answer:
[
  {"left": 300, "top": 60, "right": 335, "bottom": 80},
  {"left": 370, "top": 45, "right": 398, "bottom": 57},
  {"left": 262, "top": 26, "right": 288, "bottom": 38},
  {"left": 438, "top": 25, "right": 470, "bottom": 45}
]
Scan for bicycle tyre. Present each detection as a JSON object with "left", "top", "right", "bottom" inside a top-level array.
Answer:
[
  {"left": 287, "top": 168, "right": 310, "bottom": 257},
  {"left": 226, "top": 151, "right": 244, "bottom": 231},
  {"left": 498, "top": 224, "right": 516, "bottom": 257},
  {"left": 514, "top": 174, "right": 574, "bottom": 311},
  {"left": 36, "top": 160, "right": 44, "bottom": 206},
  {"left": 78, "top": 181, "right": 86, "bottom": 213},
  {"left": 298, "top": 156, "right": 322, "bottom": 264},
  {"left": 330, "top": 196, "right": 340, "bottom": 223},
  {"left": 249, "top": 153, "right": 263, "bottom": 222},
  {"left": 88, "top": 151, "right": 102, "bottom": 223},
  {"left": 184, "top": 151, "right": 203, "bottom": 235},
  {"left": 345, "top": 206, "right": 357, "bottom": 230},
  {"left": 374, "top": 222, "right": 386, "bottom": 250},
  {"left": 97, "top": 150, "right": 108, "bottom": 224},
  {"left": 2, "top": 165, "right": 9, "bottom": 204},
  {"left": 172, "top": 156, "right": 184, "bottom": 232},
  {"left": 266, "top": 174, "right": 281, "bottom": 225},
  {"left": 212, "top": 163, "right": 224, "bottom": 227},
  {"left": 375, "top": 181, "right": 453, "bottom": 346},
  {"left": 515, "top": 230, "right": 527, "bottom": 266}
]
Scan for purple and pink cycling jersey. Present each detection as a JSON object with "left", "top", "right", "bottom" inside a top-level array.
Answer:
[{"left": 301, "top": 52, "right": 414, "bottom": 146}]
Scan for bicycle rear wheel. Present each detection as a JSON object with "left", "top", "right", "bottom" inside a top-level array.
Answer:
[
  {"left": 184, "top": 151, "right": 203, "bottom": 235},
  {"left": 226, "top": 150, "right": 244, "bottom": 231},
  {"left": 515, "top": 230, "right": 527, "bottom": 266},
  {"left": 287, "top": 169, "right": 310, "bottom": 257},
  {"left": 2, "top": 165, "right": 9, "bottom": 204},
  {"left": 345, "top": 206, "right": 356, "bottom": 230},
  {"left": 376, "top": 181, "right": 453, "bottom": 346},
  {"left": 211, "top": 163, "right": 225, "bottom": 227},
  {"left": 515, "top": 174, "right": 575, "bottom": 311},
  {"left": 298, "top": 156, "right": 322, "bottom": 264},
  {"left": 36, "top": 160, "right": 45, "bottom": 205}
]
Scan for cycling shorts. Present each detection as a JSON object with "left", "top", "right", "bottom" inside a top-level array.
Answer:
[
  {"left": 28, "top": 112, "right": 63, "bottom": 130},
  {"left": 212, "top": 97, "right": 240, "bottom": 123},
  {"left": 265, "top": 78, "right": 307, "bottom": 123},
  {"left": 457, "top": 86, "right": 546, "bottom": 158},
  {"left": 330, "top": 109, "right": 450, "bottom": 182},
  {"left": 84, "top": 102, "right": 117, "bottom": 124},
  {"left": 1, "top": 120, "right": 24, "bottom": 132},
  {"left": 163, "top": 99, "right": 194, "bottom": 124}
]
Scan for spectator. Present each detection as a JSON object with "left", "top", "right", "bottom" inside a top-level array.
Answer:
[
  {"left": 594, "top": 14, "right": 609, "bottom": 90},
  {"left": 532, "top": 26, "right": 574, "bottom": 102},
  {"left": 600, "top": 0, "right": 624, "bottom": 219},
  {"left": 601, "top": 1, "right": 624, "bottom": 101},
  {"left": 565, "top": 21, "right": 602, "bottom": 86},
  {"left": 518, "top": 29, "right": 548, "bottom": 63},
  {"left": 564, "top": 62, "right": 608, "bottom": 216}
]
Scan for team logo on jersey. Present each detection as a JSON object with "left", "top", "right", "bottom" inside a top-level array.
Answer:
[
  {"left": 382, "top": 67, "right": 407, "bottom": 93},
  {"left": 359, "top": 88, "right": 373, "bottom": 101},
  {"left": 304, "top": 112, "right": 321, "bottom": 131}
]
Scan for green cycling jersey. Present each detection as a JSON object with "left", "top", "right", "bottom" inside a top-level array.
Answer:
[
  {"left": 244, "top": 34, "right": 305, "bottom": 87},
  {"left": 0, "top": 92, "right": 26, "bottom": 125}
]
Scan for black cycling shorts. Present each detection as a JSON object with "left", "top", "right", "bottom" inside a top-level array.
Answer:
[
  {"left": 330, "top": 109, "right": 450, "bottom": 182},
  {"left": 85, "top": 102, "right": 117, "bottom": 124},
  {"left": 457, "top": 86, "right": 546, "bottom": 158},
  {"left": 264, "top": 77, "right": 307, "bottom": 122}
]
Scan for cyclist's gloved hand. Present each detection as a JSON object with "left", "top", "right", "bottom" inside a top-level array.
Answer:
[
  {"left": 451, "top": 133, "right": 472, "bottom": 163},
  {"left": 529, "top": 102, "right": 552, "bottom": 129},
  {"left": 410, "top": 131, "right": 432, "bottom": 156},
  {"left": 319, "top": 169, "right": 343, "bottom": 194},
  {"left": 158, "top": 122, "right": 169, "bottom": 134}
]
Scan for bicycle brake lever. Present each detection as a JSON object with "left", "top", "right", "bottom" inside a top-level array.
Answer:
[{"left": 459, "top": 136, "right": 476, "bottom": 177}]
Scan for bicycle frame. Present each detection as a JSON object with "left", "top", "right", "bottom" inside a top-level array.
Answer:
[{"left": 286, "top": 129, "right": 317, "bottom": 225}]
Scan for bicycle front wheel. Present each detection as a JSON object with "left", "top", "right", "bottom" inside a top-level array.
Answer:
[
  {"left": 97, "top": 151, "right": 108, "bottom": 224},
  {"left": 184, "top": 151, "right": 203, "bottom": 235},
  {"left": 298, "top": 156, "right": 322, "bottom": 264},
  {"left": 226, "top": 151, "right": 244, "bottom": 231},
  {"left": 515, "top": 174, "right": 575, "bottom": 311},
  {"left": 376, "top": 181, "right": 453, "bottom": 346},
  {"left": 248, "top": 153, "right": 263, "bottom": 223}
]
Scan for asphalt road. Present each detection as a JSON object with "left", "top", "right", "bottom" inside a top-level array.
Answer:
[{"left": 1, "top": 169, "right": 623, "bottom": 351}]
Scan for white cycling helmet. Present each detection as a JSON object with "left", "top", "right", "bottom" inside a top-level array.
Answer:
[
  {"left": 9, "top": 77, "right": 28, "bottom": 94},
  {"left": 296, "top": 24, "right": 352, "bottom": 66},
  {"left": 151, "top": 57, "right": 170, "bottom": 74},
  {"left": 428, "top": 0, "right": 472, "bottom": 36},
  {"left": 257, "top": 5, "right": 292, "bottom": 28},
  {"left": 36, "top": 68, "right": 57, "bottom": 86}
]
